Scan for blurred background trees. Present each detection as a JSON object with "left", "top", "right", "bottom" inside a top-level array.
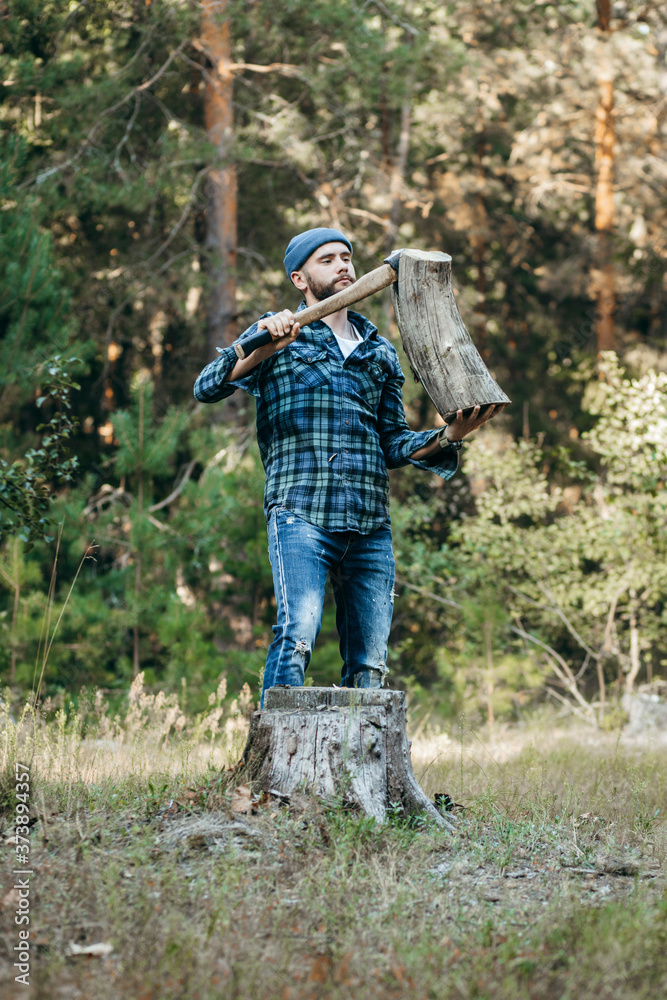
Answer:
[{"left": 0, "top": 0, "right": 665, "bottom": 723}]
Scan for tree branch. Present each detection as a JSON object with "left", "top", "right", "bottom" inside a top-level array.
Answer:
[
  {"left": 509, "top": 624, "right": 593, "bottom": 715},
  {"left": 22, "top": 40, "right": 189, "bottom": 189},
  {"left": 148, "top": 460, "right": 197, "bottom": 513},
  {"left": 229, "top": 61, "right": 304, "bottom": 78},
  {"left": 110, "top": 30, "right": 154, "bottom": 79},
  {"left": 395, "top": 579, "right": 462, "bottom": 609},
  {"left": 147, "top": 514, "right": 176, "bottom": 534},
  {"left": 193, "top": 35, "right": 307, "bottom": 81},
  {"left": 361, "top": 0, "right": 420, "bottom": 36},
  {"left": 139, "top": 167, "right": 209, "bottom": 269},
  {"left": 346, "top": 206, "right": 390, "bottom": 228},
  {"left": 112, "top": 93, "right": 141, "bottom": 181},
  {"left": 546, "top": 687, "right": 597, "bottom": 726},
  {"left": 537, "top": 580, "right": 598, "bottom": 658},
  {"left": 599, "top": 584, "right": 625, "bottom": 655}
]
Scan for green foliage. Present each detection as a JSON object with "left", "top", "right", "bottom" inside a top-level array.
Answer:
[
  {"left": 584, "top": 351, "right": 667, "bottom": 490},
  {"left": 0, "top": 141, "right": 82, "bottom": 544},
  {"left": 1, "top": 421, "right": 277, "bottom": 703},
  {"left": 113, "top": 373, "right": 190, "bottom": 481},
  {"left": 0, "top": 1, "right": 666, "bottom": 714},
  {"left": 395, "top": 353, "right": 667, "bottom": 720},
  {"left": 0, "top": 141, "right": 73, "bottom": 378},
  {"left": 0, "top": 355, "right": 80, "bottom": 545}
]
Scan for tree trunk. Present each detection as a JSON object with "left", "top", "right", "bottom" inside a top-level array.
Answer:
[
  {"left": 470, "top": 119, "right": 489, "bottom": 352},
  {"left": 390, "top": 249, "right": 511, "bottom": 421},
  {"left": 385, "top": 93, "right": 412, "bottom": 258},
  {"left": 132, "top": 379, "right": 145, "bottom": 679},
  {"left": 594, "top": 4, "right": 615, "bottom": 353},
  {"left": 484, "top": 620, "right": 494, "bottom": 730},
  {"left": 239, "top": 687, "right": 455, "bottom": 831},
  {"left": 381, "top": 28, "right": 415, "bottom": 338},
  {"left": 595, "top": 0, "right": 611, "bottom": 32},
  {"left": 625, "top": 590, "right": 641, "bottom": 694},
  {"left": 201, "top": 0, "right": 237, "bottom": 358},
  {"left": 382, "top": 83, "right": 413, "bottom": 338}
]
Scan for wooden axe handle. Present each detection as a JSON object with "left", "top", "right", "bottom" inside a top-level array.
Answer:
[{"left": 233, "top": 262, "right": 398, "bottom": 360}]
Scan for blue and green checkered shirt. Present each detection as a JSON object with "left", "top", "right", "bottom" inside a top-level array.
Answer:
[{"left": 194, "top": 306, "right": 459, "bottom": 533}]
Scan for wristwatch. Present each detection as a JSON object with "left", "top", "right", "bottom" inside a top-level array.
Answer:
[{"left": 438, "top": 427, "right": 463, "bottom": 451}]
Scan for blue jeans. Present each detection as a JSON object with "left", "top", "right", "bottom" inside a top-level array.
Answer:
[{"left": 262, "top": 507, "right": 395, "bottom": 705}]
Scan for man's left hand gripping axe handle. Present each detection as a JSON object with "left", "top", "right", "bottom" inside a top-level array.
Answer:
[{"left": 233, "top": 250, "right": 405, "bottom": 360}]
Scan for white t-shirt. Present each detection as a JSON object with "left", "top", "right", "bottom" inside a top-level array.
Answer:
[{"left": 333, "top": 326, "right": 362, "bottom": 359}]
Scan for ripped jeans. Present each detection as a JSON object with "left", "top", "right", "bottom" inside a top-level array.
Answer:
[{"left": 261, "top": 506, "right": 395, "bottom": 705}]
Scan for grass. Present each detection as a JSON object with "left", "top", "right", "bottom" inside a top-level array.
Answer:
[{"left": 1, "top": 689, "right": 666, "bottom": 1000}]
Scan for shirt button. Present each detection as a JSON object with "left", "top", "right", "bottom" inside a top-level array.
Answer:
[{"left": 345, "top": 420, "right": 349, "bottom": 425}]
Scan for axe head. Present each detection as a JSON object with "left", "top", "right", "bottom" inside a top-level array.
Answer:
[{"left": 383, "top": 248, "right": 406, "bottom": 273}]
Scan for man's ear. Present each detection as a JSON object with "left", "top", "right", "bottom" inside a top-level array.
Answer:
[{"left": 291, "top": 269, "right": 308, "bottom": 292}]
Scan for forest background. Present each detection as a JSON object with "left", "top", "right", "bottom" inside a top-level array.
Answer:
[{"left": 1, "top": 0, "right": 666, "bottom": 730}]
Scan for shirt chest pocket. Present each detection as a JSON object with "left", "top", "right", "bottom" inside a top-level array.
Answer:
[
  {"left": 290, "top": 347, "right": 330, "bottom": 389},
  {"left": 353, "top": 359, "right": 390, "bottom": 408}
]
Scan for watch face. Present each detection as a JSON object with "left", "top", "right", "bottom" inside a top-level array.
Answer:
[{"left": 438, "top": 430, "right": 462, "bottom": 450}]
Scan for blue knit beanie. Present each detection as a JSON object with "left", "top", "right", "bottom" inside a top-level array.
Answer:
[{"left": 284, "top": 227, "right": 353, "bottom": 280}]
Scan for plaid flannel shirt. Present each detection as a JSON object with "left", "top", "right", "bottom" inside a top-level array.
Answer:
[{"left": 194, "top": 306, "right": 459, "bottom": 533}]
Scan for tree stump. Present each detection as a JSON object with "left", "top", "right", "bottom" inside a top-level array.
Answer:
[{"left": 238, "top": 687, "right": 455, "bottom": 832}]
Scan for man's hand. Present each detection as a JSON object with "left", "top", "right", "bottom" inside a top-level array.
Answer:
[
  {"left": 256, "top": 309, "right": 300, "bottom": 353},
  {"left": 442, "top": 403, "right": 503, "bottom": 442},
  {"left": 409, "top": 403, "right": 504, "bottom": 461},
  {"left": 225, "top": 310, "right": 300, "bottom": 383}
]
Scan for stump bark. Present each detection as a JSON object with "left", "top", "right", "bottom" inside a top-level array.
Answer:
[
  {"left": 390, "top": 249, "right": 511, "bottom": 422},
  {"left": 239, "top": 687, "right": 455, "bottom": 831}
]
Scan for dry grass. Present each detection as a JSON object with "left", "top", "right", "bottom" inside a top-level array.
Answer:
[{"left": 1, "top": 693, "right": 666, "bottom": 1000}]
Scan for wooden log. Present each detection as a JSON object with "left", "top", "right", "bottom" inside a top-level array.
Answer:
[
  {"left": 391, "top": 249, "right": 511, "bottom": 423},
  {"left": 238, "top": 687, "right": 455, "bottom": 831}
]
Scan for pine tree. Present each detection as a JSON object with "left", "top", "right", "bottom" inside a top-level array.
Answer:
[{"left": 0, "top": 140, "right": 80, "bottom": 543}]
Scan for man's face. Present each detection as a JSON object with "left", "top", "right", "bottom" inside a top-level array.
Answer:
[{"left": 292, "top": 242, "right": 355, "bottom": 301}]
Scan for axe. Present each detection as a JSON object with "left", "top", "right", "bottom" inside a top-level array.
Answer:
[
  {"left": 233, "top": 250, "right": 403, "bottom": 359},
  {"left": 234, "top": 249, "right": 510, "bottom": 423}
]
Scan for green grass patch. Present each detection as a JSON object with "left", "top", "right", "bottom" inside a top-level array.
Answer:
[{"left": 1, "top": 697, "right": 665, "bottom": 998}]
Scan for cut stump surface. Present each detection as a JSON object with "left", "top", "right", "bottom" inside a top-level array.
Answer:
[{"left": 239, "top": 687, "right": 454, "bottom": 831}]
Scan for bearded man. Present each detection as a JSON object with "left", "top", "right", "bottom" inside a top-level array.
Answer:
[{"left": 194, "top": 228, "right": 495, "bottom": 704}]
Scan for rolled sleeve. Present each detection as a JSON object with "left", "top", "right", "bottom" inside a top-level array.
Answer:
[
  {"left": 193, "top": 345, "right": 239, "bottom": 402},
  {"left": 194, "top": 319, "right": 273, "bottom": 403},
  {"left": 406, "top": 429, "right": 460, "bottom": 479},
  {"left": 377, "top": 372, "right": 458, "bottom": 481}
]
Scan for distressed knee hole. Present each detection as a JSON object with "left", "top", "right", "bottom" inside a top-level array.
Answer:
[{"left": 294, "top": 639, "right": 310, "bottom": 656}]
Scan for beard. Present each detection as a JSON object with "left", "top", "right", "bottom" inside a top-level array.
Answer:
[{"left": 302, "top": 267, "right": 353, "bottom": 301}]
